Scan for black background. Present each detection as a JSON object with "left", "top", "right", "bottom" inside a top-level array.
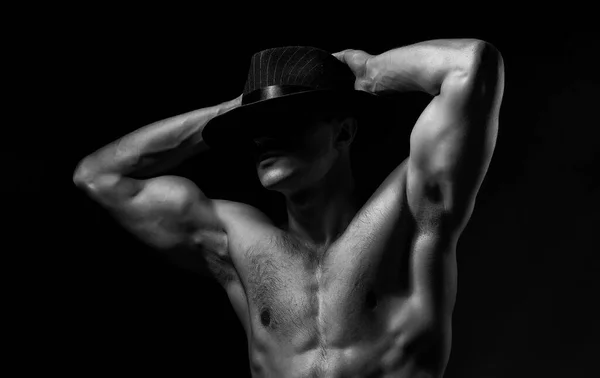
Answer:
[{"left": 7, "top": 10, "right": 599, "bottom": 377}]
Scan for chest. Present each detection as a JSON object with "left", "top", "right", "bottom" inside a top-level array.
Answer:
[{"left": 232, "top": 170, "right": 418, "bottom": 344}]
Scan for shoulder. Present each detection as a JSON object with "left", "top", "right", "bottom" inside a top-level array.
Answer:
[
  {"left": 211, "top": 199, "right": 274, "bottom": 234},
  {"left": 210, "top": 199, "right": 277, "bottom": 251}
]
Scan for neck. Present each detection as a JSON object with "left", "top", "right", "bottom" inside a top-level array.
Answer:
[{"left": 283, "top": 154, "right": 359, "bottom": 248}]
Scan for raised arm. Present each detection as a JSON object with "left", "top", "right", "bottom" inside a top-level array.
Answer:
[
  {"left": 73, "top": 95, "right": 243, "bottom": 277},
  {"left": 73, "top": 95, "right": 242, "bottom": 183},
  {"left": 337, "top": 39, "right": 504, "bottom": 233},
  {"left": 336, "top": 40, "right": 504, "bottom": 321}
]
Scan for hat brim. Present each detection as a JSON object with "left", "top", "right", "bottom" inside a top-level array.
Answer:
[{"left": 202, "top": 89, "right": 395, "bottom": 149}]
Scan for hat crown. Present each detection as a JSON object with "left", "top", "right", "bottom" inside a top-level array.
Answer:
[{"left": 243, "top": 46, "right": 355, "bottom": 94}]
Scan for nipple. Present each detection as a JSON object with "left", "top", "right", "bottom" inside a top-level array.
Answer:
[{"left": 260, "top": 309, "right": 271, "bottom": 327}]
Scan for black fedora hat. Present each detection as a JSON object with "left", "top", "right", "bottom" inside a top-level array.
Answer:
[{"left": 202, "top": 46, "right": 394, "bottom": 149}]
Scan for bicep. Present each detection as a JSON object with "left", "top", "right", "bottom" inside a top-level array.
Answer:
[
  {"left": 83, "top": 174, "right": 225, "bottom": 253},
  {"left": 83, "top": 174, "right": 235, "bottom": 279},
  {"left": 407, "top": 43, "right": 504, "bottom": 233}
]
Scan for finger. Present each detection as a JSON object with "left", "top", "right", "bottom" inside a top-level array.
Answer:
[{"left": 332, "top": 50, "right": 351, "bottom": 61}]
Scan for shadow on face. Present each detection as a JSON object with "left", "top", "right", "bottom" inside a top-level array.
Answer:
[{"left": 250, "top": 113, "right": 353, "bottom": 194}]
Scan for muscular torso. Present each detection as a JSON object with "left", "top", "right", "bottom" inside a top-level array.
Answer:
[{"left": 197, "top": 160, "right": 457, "bottom": 378}]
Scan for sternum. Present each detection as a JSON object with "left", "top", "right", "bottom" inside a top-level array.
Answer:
[
  {"left": 314, "top": 267, "right": 327, "bottom": 344},
  {"left": 290, "top": 268, "right": 328, "bottom": 352}
]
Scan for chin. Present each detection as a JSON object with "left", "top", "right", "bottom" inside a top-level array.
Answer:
[
  {"left": 256, "top": 154, "right": 334, "bottom": 193},
  {"left": 258, "top": 166, "right": 298, "bottom": 191},
  {"left": 256, "top": 158, "right": 307, "bottom": 192}
]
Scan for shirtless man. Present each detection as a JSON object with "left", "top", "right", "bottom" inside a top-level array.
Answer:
[{"left": 73, "top": 40, "right": 504, "bottom": 377}]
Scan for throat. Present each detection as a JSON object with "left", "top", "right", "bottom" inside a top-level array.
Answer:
[{"left": 284, "top": 184, "right": 360, "bottom": 247}]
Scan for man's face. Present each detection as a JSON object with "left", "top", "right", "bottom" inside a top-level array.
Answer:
[{"left": 252, "top": 113, "right": 346, "bottom": 193}]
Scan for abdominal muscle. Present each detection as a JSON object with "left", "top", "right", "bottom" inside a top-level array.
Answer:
[
  {"left": 245, "top": 291, "right": 421, "bottom": 378},
  {"left": 233, "top": 251, "right": 424, "bottom": 378}
]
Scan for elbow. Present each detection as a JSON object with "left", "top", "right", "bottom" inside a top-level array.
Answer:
[
  {"left": 465, "top": 39, "right": 502, "bottom": 60},
  {"left": 448, "top": 39, "right": 502, "bottom": 74},
  {"left": 458, "top": 40, "right": 504, "bottom": 101},
  {"left": 73, "top": 158, "right": 96, "bottom": 189},
  {"left": 73, "top": 162, "right": 87, "bottom": 188},
  {"left": 469, "top": 40, "right": 504, "bottom": 77},
  {"left": 477, "top": 41, "right": 505, "bottom": 102},
  {"left": 442, "top": 40, "right": 503, "bottom": 93}
]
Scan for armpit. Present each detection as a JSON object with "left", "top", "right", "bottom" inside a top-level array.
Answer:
[
  {"left": 167, "top": 233, "right": 237, "bottom": 285},
  {"left": 203, "top": 251, "right": 239, "bottom": 285}
]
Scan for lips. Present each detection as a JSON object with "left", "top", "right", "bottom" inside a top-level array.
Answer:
[{"left": 253, "top": 136, "right": 284, "bottom": 162}]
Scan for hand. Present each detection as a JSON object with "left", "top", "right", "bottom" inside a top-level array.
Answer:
[
  {"left": 215, "top": 93, "right": 244, "bottom": 117},
  {"left": 332, "top": 49, "right": 375, "bottom": 92}
]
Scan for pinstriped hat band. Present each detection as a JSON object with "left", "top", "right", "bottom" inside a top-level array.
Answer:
[{"left": 242, "top": 85, "right": 312, "bottom": 106}]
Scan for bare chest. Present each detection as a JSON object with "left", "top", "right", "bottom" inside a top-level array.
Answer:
[{"left": 233, "top": 170, "right": 417, "bottom": 348}]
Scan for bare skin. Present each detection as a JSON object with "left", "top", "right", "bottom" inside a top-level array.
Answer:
[{"left": 74, "top": 39, "right": 504, "bottom": 378}]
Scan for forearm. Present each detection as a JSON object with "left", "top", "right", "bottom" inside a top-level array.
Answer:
[
  {"left": 75, "top": 96, "right": 241, "bottom": 181},
  {"left": 365, "top": 39, "right": 488, "bottom": 96}
]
